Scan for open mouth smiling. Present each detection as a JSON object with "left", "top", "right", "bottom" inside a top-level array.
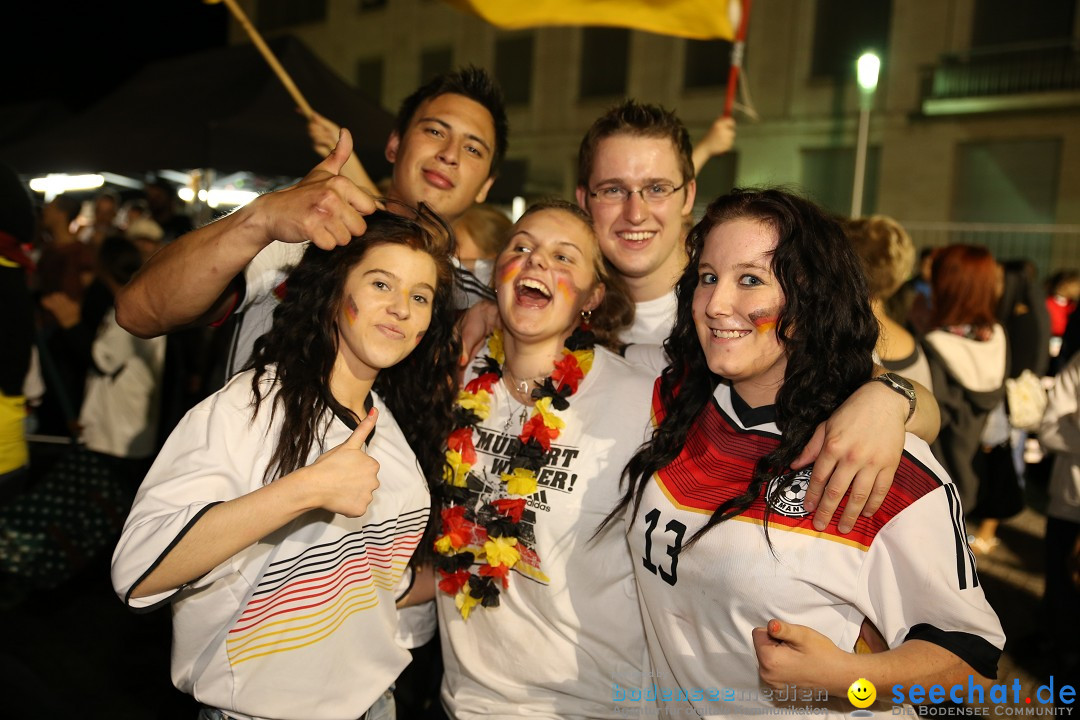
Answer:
[
  {"left": 515, "top": 277, "right": 552, "bottom": 308},
  {"left": 617, "top": 230, "right": 656, "bottom": 244}
]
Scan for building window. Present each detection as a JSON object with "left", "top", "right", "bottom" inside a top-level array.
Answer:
[
  {"left": 692, "top": 152, "right": 738, "bottom": 219},
  {"left": 356, "top": 57, "right": 384, "bottom": 106},
  {"left": 421, "top": 46, "right": 453, "bottom": 84},
  {"left": 800, "top": 146, "right": 881, "bottom": 217},
  {"left": 972, "top": 0, "right": 1074, "bottom": 48},
  {"left": 258, "top": 0, "right": 327, "bottom": 31},
  {"left": 579, "top": 28, "right": 629, "bottom": 100},
  {"left": 684, "top": 39, "right": 733, "bottom": 91},
  {"left": 487, "top": 159, "right": 528, "bottom": 204},
  {"left": 810, "top": 0, "right": 891, "bottom": 79},
  {"left": 495, "top": 33, "right": 535, "bottom": 107},
  {"left": 358, "top": 0, "right": 387, "bottom": 11},
  {"left": 953, "top": 139, "right": 1061, "bottom": 223}
]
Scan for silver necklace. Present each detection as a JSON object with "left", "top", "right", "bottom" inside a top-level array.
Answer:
[{"left": 503, "top": 367, "right": 547, "bottom": 398}]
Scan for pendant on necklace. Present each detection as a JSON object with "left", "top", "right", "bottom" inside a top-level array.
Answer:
[{"left": 502, "top": 407, "right": 530, "bottom": 434}]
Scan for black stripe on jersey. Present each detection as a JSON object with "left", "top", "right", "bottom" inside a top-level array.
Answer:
[
  {"left": 944, "top": 484, "right": 979, "bottom": 590},
  {"left": 124, "top": 501, "right": 223, "bottom": 613},
  {"left": 712, "top": 391, "right": 781, "bottom": 443},
  {"left": 906, "top": 623, "right": 1001, "bottom": 680},
  {"left": 253, "top": 509, "right": 429, "bottom": 596},
  {"left": 254, "top": 535, "right": 372, "bottom": 597}
]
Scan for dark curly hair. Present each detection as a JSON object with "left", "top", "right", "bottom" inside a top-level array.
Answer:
[
  {"left": 614, "top": 188, "right": 878, "bottom": 546},
  {"left": 245, "top": 207, "right": 460, "bottom": 521},
  {"left": 508, "top": 199, "right": 634, "bottom": 351}
]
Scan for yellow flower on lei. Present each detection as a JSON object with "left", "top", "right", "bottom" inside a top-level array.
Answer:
[
  {"left": 434, "top": 535, "right": 456, "bottom": 554},
  {"left": 534, "top": 397, "right": 566, "bottom": 431},
  {"left": 487, "top": 331, "right": 506, "bottom": 365},
  {"left": 483, "top": 535, "right": 521, "bottom": 568},
  {"left": 571, "top": 349, "right": 594, "bottom": 375},
  {"left": 444, "top": 449, "right": 470, "bottom": 487},
  {"left": 455, "top": 584, "right": 481, "bottom": 620},
  {"left": 501, "top": 467, "right": 538, "bottom": 496},
  {"left": 457, "top": 388, "right": 492, "bottom": 420}
]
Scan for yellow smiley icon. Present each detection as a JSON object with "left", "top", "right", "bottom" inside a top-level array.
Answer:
[{"left": 847, "top": 678, "right": 877, "bottom": 709}]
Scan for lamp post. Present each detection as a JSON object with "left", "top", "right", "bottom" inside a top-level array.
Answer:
[{"left": 851, "top": 51, "right": 880, "bottom": 218}]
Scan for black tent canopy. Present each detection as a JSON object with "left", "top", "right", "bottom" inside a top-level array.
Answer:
[{"left": 0, "top": 36, "right": 395, "bottom": 180}]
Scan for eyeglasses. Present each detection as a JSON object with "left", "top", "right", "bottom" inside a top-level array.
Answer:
[{"left": 587, "top": 182, "right": 686, "bottom": 205}]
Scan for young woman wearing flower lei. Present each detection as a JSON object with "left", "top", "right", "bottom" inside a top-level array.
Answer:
[{"left": 433, "top": 200, "right": 656, "bottom": 718}]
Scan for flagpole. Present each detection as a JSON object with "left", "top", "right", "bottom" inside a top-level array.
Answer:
[
  {"left": 723, "top": 0, "right": 752, "bottom": 117},
  {"left": 208, "top": 0, "right": 315, "bottom": 119}
]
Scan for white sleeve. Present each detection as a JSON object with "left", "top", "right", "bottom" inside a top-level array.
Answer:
[
  {"left": 110, "top": 382, "right": 268, "bottom": 609},
  {"left": 856, "top": 486, "right": 1005, "bottom": 679},
  {"left": 239, "top": 241, "right": 308, "bottom": 313},
  {"left": 1039, "top": 355, "right": 1080, "bottom": 454}
]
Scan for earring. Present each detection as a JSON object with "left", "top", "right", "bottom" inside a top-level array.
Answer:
[{"left": 580, "top": 308, "right": 593, "bottom": 324}]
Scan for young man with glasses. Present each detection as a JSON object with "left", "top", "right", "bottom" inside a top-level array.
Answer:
[{"left": 575, "top": 100, "right": 698, "bottom": 345}]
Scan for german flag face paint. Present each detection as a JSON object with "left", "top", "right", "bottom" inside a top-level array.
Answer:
[
  {"left": 343, "top": 296, "right": 360, "bottom": 326},
  {"left": 749, "top": 308, "right": 778, "bottom": 334}
]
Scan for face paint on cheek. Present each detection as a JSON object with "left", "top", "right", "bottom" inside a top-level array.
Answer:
[
  {"left": 497, "top": 257, "right": 523, "bottom": 289},
  {"left": 749, "top": 308, "right": 779, "bottom": 334},
  {"left": 554, "top": 276, "right": 575, "bottom": 303},
  {"left": 343, "top": 296, "right": 359, "bottom": 326}
]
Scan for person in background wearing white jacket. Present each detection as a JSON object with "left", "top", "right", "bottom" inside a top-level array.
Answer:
[{"left": 1036, "top": 352, "right": 1080, "bottom": 688}]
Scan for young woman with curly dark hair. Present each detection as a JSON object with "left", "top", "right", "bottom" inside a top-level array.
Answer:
[
  {"left": 616, "top": 189, "right": 1004, "bottom": 717},
  {"left": 112, "top": 206, "right": 459, "bottom": 720}
]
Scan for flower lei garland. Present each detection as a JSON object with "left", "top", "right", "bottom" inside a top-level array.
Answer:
[{"left": 435, "top": 326, "right": 595, "bottom": 619}]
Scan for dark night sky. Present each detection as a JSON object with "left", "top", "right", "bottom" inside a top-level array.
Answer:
[{"left": 3, "top": 0, "right": 229, "bottom": 113}]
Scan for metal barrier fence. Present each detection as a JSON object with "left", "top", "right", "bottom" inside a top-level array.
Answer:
[{"left": 900, "top": 222, "right": 1080, "bottom": 281}]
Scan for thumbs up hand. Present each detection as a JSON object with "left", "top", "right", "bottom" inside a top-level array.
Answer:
[
  {"left": 306, "top": 407, "right": 382, "bottom": 518},
  {"left": 251, "top": 127, "right": 381, "bottom": 250}
]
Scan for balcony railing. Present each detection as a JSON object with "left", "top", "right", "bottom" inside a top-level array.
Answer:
[
  {"left": 920, "top": 41, "right": 1080, "bottom": 115},
  {"left": 902, "top": 222, "right": 1080, "bottom": 281}
]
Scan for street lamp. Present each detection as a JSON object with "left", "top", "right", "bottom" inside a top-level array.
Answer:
[{"left": 851, "top": 51, "right": 881, "bottom": 218}]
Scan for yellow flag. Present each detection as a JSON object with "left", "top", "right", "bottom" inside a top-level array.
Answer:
[{"left": 443, "top": 0, "right": 735, "bottom": 41}]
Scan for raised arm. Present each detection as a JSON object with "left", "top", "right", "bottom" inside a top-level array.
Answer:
[
  {"left": 306, "top": 110, "right": 380, "bottom": 195},
  {"left": 128, "top": 410, "right": 381, "bottom": 599},
  {"left": 116, "top": 130, "right": 378, "bottom": 338},
  {"left": 792, "top": 369, "right": 940, "bottom": 533},
  {"left": 692, "top": 116, "right": 736, "bottom": 176}
]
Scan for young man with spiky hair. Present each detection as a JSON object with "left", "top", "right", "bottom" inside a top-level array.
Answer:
[{"left": 117, "top": 66, "right": 508, "bottom": 374}]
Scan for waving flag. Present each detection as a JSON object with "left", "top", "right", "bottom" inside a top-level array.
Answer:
[{"left": 442, "top": 0, "right": 736, "bottom": 41}]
